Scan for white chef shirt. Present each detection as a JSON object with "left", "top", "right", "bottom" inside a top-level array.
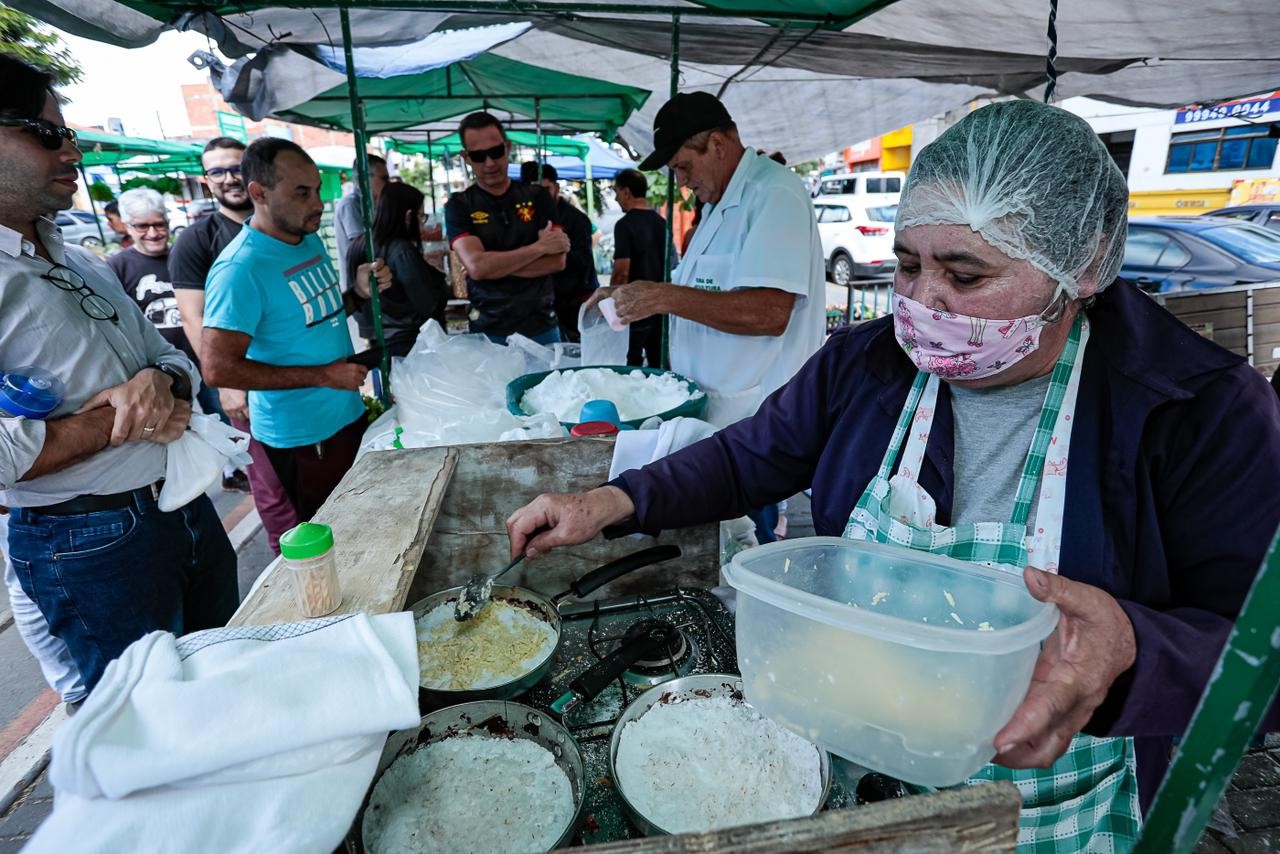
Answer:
[{"left": 670, "top": 148, "right": 825, "bottom": 427}]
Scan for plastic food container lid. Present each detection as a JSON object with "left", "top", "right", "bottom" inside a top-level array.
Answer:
[
  {"left": 571, "top": 420, "right": 620, "bottom": 437},
  {"left": 724, "top": 537, "right": 1058, "bottom": 655},
  {"left": 0, "top": 367, "right": 64, "bottom": 419},
  {"left": 279, "top": 522, "right": 335, "bottom": 560}
]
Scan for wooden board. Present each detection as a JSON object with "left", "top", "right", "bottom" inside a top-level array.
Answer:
[
  {"left": 407, "top": 438, "right": 722, "bottom": 606},
  {"left": 589, "top": 782, "right": 1022, "bottom": 852},
  {"left": 229, "top": 447, "right": 457, "bottom": 626}
]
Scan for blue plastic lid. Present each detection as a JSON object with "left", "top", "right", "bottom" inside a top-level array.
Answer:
[
  {"left": 0, "top": 367, "right": 64, "bottom": 419},
  {"left": 579, "top": 399, "right": 622, "bottom": 426}
]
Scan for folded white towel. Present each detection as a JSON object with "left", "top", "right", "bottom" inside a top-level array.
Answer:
[
  {"left": 609, "top": 416, "right": 718, "bottom": 481},
  {"left": 27, "top": 612, "right": 421, "bottom": 854}
]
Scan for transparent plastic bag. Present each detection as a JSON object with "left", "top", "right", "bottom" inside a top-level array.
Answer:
[{"left": 578, "top": 302, "right": 629, "bottom": 367}]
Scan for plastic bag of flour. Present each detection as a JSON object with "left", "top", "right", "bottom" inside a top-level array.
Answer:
[{"left": 578, "top": 303, "right": 629, "bottom": 366}]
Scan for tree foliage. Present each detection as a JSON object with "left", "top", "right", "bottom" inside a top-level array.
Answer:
[{"left": 0, "top": 5, "right": 83, "bottom": 86}]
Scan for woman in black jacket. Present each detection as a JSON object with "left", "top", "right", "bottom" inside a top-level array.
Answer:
[{"left": 346, "top": 182, "right": 448, "bottom": 358}]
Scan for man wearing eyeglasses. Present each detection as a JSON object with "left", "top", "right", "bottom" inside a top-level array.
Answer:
[
  {"left": 0, "top": 56, "right": 239, "bottom": 694},
  {"left": 444, "top": 112, "right": 570, "bottom": 345}
]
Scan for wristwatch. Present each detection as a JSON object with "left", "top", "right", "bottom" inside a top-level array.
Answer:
[{"left": 149, "top": 363, "right": 193, "bottom": 403}]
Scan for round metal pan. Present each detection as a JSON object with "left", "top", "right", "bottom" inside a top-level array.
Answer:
[
  {"left": 410, "top": 545, "right": 682, "bottom": 711},
  {"left": 352, "top": 700, "right": 585, "bottom": 853},
  {"left": 411, "top": 584, "right": 562, "bottom": 708},
  {"left": 608, "top": 673, "right": 834, "bottom": 837}
]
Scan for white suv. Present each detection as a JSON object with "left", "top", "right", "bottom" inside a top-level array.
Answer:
[
  {"left": 814, "top": 200, "right": 898, "bottom": 285},
  {"left": 814, "top": 171, "right": 904, "bottom": 198}
]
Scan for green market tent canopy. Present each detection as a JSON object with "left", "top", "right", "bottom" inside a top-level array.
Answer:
[
  {"left": 74, "top": 129, "right": 203, "bottom": 167},
  {"left": 272, "top": 52, "right": 650, "bottom": 136},
  {"left": 386, "top": 130, "right": 590, "bottom": 159}
]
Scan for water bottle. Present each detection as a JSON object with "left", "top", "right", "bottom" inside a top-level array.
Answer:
[{"left": 0, "top": 367, "right": 65, "bottom": 420}]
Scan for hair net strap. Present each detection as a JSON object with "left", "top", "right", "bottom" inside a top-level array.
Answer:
[{"left": 1044, "top": 0, "right": 1060, "bottom": 102}]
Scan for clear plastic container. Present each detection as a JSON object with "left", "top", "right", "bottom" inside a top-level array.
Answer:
[
  {"left": 279, "top": 523, "right": 342, "bottom": 618},
  {"left": 723, "top": 537, "right": 1058, "bottom": 787}
]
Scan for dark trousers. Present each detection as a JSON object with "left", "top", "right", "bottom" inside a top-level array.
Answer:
[
  {"left": 230, "top": 417, "right": 300, "bottom": 555},
  {"left": 628, "top": 318, "right": 663, "bottom": 368},
  {"left": 261, "top": 415, "right": 367, "bottom": 522},
  {"left": 7, "top": 493, "right": 239, "bottom": 693}
]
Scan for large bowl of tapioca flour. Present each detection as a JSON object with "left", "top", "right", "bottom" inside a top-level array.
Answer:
[{"left": 507, "top": 366, "right": 706, "bottom": 428}]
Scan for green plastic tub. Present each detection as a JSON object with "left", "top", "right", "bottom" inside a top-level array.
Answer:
[{"left": 506, "top": 365, "right": 707, "bottom": 429}]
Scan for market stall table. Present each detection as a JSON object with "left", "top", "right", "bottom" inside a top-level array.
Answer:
[{"left": 229, "top": 438, "right": 1022, "bottom": 849}]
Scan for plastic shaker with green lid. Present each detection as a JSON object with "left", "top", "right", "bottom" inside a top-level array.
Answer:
[{"left": 280, "top": 522, "right": 341, "bottom": 617}]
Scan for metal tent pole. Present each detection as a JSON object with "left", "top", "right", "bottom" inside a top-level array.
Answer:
[
  {"left": 426, "top": 130, "right": 438, "bottom": 216},
  {"left": 535, "top": 97, "right": 543, "bottom": 166},
  {"left": 79, "top": 165, "right": 109, "bottom": 248},
  {"left": 584, "top": 150, "right": 594, "bottom": 221},
  {"left": 1133, "top": 523, "right": 1280, "bottom": 853},
  {"left": 661, "top": 12, "right": 680, "bottom": 370},
  {"left": 340, "top": 6, "right": 390, "bottom": 402}
]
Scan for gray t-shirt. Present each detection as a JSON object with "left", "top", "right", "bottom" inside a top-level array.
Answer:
[{"left": 948, "top": 373, "right": 1053, "bottom": 528}]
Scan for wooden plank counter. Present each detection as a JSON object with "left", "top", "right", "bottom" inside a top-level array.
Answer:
[
  {"left": 593, "top": 782, "right": 1022, "bottom": 852},
  {"left": 229, "top": 447, "right": 457, "bottom": 626},
  {"left": 229, "top": 438, "right": 720, "bottom": 626}
]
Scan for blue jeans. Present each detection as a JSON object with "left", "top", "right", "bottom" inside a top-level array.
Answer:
[
  {"left": 7, "top": 493, "right": 239, "bottom": 693},
  {"left": 483, "top": 327, "right": 562, "bottom": 347},
  {"left": 748, "top": 503, "right": 780, "bottom": 544}
]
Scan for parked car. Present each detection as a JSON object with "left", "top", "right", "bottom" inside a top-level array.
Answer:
[
  {"left": 1119, "top": 216, "right": 1280, "bottom": 293},
  {"left": 186, "top": 198, "right": 221, "bottom": 225},
  {"left": 1204, "top": 204, "right": 1280, "bottom": 232},
  {"left": 815, "top": 200, "right": 898, "bottom": 285},
  {"left": 813, "top": 170, "right": 905, "bottom": 200},
  {"left": 53, "top": 210, "right": 119, "bottom": 248}
]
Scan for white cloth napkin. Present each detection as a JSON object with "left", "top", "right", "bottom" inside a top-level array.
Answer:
[
  {"left": 27, "top": 612, "right": 421, "bottom": 854},
  {"left": 608, "top": 416, "right": 718, "bottom": 481}
]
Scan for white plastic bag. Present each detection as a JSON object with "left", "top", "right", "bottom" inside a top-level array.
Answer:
[
  {"left": 158, "top": 413, "right": 252, "bottom": 512},
  {"left": 578, "top": 302, "right": 629, "bottom": 367}
]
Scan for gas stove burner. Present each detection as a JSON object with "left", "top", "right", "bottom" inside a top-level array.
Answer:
[{"left": 621, "top": 619, "right": 692, "bottom": 675}]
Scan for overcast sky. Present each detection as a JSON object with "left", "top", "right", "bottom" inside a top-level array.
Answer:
[{"left": 56, "top": 29, "right": 227, "bottom": 139}]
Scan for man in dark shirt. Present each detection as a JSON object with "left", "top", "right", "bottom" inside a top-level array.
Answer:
[
  {"left": 610, "top": 169, "right": 666, "bottom": 367},
  {"left": 540, "top": 163, "right": 597, "bottom": 343},
  {"left": 444, "top": 112, "right": 569, "bottom": 345},
  {"left": 169, "top": 136, "right": 298, "bottom": 544}
]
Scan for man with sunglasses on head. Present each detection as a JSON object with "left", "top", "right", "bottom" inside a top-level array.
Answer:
[
  {"left": 445, "top": 112, "right": 570, "bottom": 345},
  {"left": 169, "top": 136, "right": 298, "bottom": 549},
  {"left": 0, "top": 56, "right": 239, "bottom": 695}
]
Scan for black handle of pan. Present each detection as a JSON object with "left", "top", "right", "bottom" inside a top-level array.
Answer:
[
  {"left": 555, "top": 544, "right": 682, "bottom": 604},
  {"left": 569, "top": 622, "right": 681, "bottom": 704}
]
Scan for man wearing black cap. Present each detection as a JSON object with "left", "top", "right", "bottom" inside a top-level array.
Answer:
[
  {"left": 589, "top": 91, "right": 824, "bottom": 429},
  {"left": 444, "top": 112, "right": 570, "bottom": 345}
]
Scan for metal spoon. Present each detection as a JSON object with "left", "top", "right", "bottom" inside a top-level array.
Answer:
[{"left": 454, "top": 553, "right": 526, "bottom": 622}]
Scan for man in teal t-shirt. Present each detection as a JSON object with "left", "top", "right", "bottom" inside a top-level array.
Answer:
[{"left": 202, "top": 138, "right": 390, "bottom": 521}]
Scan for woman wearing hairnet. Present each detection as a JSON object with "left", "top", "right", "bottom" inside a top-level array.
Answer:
[{"left": 508, "top": 100, "right": 1280, "bottom": 849}]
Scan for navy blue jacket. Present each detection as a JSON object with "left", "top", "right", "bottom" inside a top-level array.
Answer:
[{"left": 614, "top": 280, "right": 1280, "bottom": 808}]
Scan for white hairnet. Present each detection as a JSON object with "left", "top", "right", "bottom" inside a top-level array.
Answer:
[{"left": 897, "top": 100, "right": 1129, "bottom": 297}]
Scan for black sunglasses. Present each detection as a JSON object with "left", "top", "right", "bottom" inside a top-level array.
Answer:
[
  {"left": 42, "top": 263, "right": 120, "bottom": 325},
  {"left": 465, "top": 143, "right": 507, "bottom": 164},
  {"left": 204, "top": 166, "right": 242, "bottom": 181},
  {"left": 0, "top": 118, "right": 78, "bottom": 151}
]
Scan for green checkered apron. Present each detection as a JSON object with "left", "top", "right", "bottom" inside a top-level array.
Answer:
[{"left": 843, "top": 316, "right": 1141, "bottom": 852}]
